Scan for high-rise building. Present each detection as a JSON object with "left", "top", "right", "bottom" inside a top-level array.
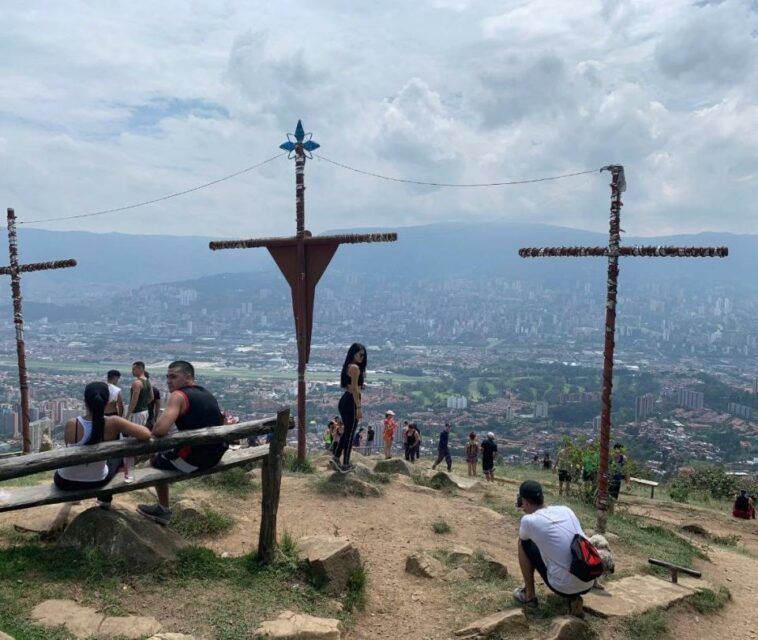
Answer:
[
  {"left": 753, "top": 378, "right": 758, "bottom": 395},
  {"left": 677, "top": 388, "right": 704, "bottom": 410},
  {"left": 446, "top": 395, "right": 468, "bottom": 410},
  {"left": 727, "top": 402, "right": 753, "bottom": 421},
  {"left": 29, "top": 418, "right": 53, "bottom": 453},
  {"left": 534, "top": 401, "right": 548, "bottom": 419},
  {"left": 635, "top": 393, "right": 655, "bottom": 422},
  {"left": 592, "top": 415, "right": 601, "bottom": 431},
  {"left": 504, "top": 406, "right": 515, "bottom": 421}
]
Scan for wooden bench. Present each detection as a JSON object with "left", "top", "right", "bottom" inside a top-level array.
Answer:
[
  {"left": 0, "top": 409, "right": 291, "bottom": 564},
  {"left": 648, "top": 558, "right": 702, "bottom": 584},
  {"left": 630, "top": 476, "right": 659, "bottom": 499}
]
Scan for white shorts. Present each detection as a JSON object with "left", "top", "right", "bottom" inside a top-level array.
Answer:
[{"left": 129, "top": 410, "right": 149, "bottom": 426}]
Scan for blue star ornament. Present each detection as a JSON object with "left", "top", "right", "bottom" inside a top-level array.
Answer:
[{"left": 279, "top": 120, "right": 320, "bottom": 158}]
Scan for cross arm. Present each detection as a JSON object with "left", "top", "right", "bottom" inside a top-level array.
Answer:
[
  {"left": 519, "top": 246, "right": 728, "bottom": 258},
  {"left": 0, "top": 259, "right": 77, "bottom": 276},
  {"left": 209, "top": 232, "right": 397, "bottom": 251}
]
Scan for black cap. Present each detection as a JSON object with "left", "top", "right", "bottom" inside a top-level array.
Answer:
[{"left": 519, "top": 480, "right": 544, "bottom": 505}]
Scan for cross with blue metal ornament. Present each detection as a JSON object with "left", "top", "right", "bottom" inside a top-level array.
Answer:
[{"left": 210, "top": 121, "right": 397, "bottom": 461}]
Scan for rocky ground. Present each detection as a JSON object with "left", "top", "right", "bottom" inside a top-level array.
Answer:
[{"left": 1, "top": 452, "right": 757, "bottom": 639}]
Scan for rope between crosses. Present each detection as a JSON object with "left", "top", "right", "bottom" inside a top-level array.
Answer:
[
  {"left": 19, "top": 153, "right": 287, "bottom": 225},
  {"left": 314, "top": 154, "right": 601, "bottom": 187}
]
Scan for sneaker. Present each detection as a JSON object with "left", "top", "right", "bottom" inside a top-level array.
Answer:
[
  {"left": 512, "top": 586, "right": 539, "bottom": 608},
  {"left": 343, "top": 463, "right": 355, "bottom": 474},
  {"left": 330, "top": 456, "right": 342, "bottom": 472},
  {"left": 568, "top": 596, "right": 584, "bottom": 618},
  {"left": 137, "top": 503, "right": 171, "bottom": 525},
  {"left": 96, "top": 499, "right": 111, "bottom": 511}
]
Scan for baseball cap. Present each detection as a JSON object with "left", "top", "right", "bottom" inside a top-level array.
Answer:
[
  {"left": 518, "top": 480, "right": 544, "bottom": 505},
  {"left": 386, "top": 410, "right": 395, "bottom": 415}
]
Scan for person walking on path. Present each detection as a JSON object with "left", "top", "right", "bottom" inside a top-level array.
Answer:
[
  {"left": 402, "top": 421, "right": 411, "bottom": 460},
  {"left": 366, "top": 424, "right": 375, "bottom": 454},
  {"left": 465, "top": 432, "right": 479, "bottom": 477},
  {"left": 137, "top": 360, "right": 228, "bottom": 524},
  {"left": 332, "top": 343, "right": 367, "bottom": 473},
  {"left": 431, "top": 423, "right": 452, "bottom": 472},
  {"left": 554, "top": 444, "right": 572, "bottom": 497},
  {"left": 481, "top": 432, "right": 498, "bottom": 482},
  {"left": 407, "top": 423, "right": 421, "bottom": 463},
  {"left": 383, "top": 410, "right": 397, "bottom": 459},
  {"left": 105, "top": 369, "right": 124, "bottom": 417}
]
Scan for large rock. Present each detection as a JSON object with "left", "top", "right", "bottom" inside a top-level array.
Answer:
[
  {"left": 545, "top": 616, "right": 591, "bottom": 640},
  {"left": 147, "top": 635, "right": 197, "bottom": 640},
  {"left": 405, "top": 552, "right": 446, "bottom": 579},
  {"left": 582, "top": 574, "right": 693, "bottom": 618},
  {"left": 453, "top": 609, "right": 527, "bottom": 638},
  {"left": 254, "top": 610, "right": 344, "bottom": 639},
  {"left": 429, "top": 471, "right": 480, "bottom": 490},
  {"left": 298, "top": 535, "right": 361, "bottom": 594},
  {"left": 351, "top": 463, "right": 377, "bottom": 481},
  {"left": 58, "top": 507, "right": 185, "bottom": 570},
  {"left": 0, "top": 631, "right": 15, "bottom": 640},
  {"left": 99, "top": 616, "right": 162, "bottom": 639},
  {"left": 31, "top": 599, "right": 104, "bottom": 639},
  {"left": 173, "top": 498, "right": 212, "bottom": 519},
  {"left": 321, "top": 473, "right": 382, "bottom": 497},
  {"left": 373, "top": 458, "right": 414, "bottom": 476},
  {"left": 448, "top": 545, "right": 475, "bottom": 564}
]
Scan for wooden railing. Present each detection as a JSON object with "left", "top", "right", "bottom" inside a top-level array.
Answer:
[{"left": 0, "top": 408, "right": 292, "bottom": 565}]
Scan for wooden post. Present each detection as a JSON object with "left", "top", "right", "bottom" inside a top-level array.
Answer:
[{"left": 258, "top": 408, "right": 290, "bottom": 565}]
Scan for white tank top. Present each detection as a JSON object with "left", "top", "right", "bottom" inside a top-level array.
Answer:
[
  {"left": 108, "top": 384, "right": 122, "bottom": 403},
  {"left": 56, "top": 417, "right": 109, "bottom": 483}
]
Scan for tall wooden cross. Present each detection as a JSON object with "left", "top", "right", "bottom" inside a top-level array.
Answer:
[
  {"left": 519, "top": 165, "right": 728, "bottom": 533},
  {"left": 210, "top": 121, "right": 397, "bottom": 461},
  {"left": 2, "top": 208, "right": 77, "bottom": 453}
]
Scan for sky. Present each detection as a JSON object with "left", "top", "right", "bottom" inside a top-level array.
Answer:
[{"left": 0, "top": 0, "right": 756, "bottom": 238}]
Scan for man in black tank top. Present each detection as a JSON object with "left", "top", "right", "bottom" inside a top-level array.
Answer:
[{"left": 137, "top": 360, "right": 227, "bottom": 525}]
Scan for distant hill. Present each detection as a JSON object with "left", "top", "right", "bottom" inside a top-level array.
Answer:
[{"left": 6, "top": 223, "right": 756, "bottom": 302}]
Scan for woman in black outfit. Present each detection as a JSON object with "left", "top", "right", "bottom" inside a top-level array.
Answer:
[{"left": 332, "top": 343, "right": 366, "bottom": 473}]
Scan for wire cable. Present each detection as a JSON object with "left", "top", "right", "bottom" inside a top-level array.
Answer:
[
  {"left": 19, "top": 153, "right": 286, "bottom": 225},
  {"left": 314, "top": 154, "right": 600, "bottom": 187}
]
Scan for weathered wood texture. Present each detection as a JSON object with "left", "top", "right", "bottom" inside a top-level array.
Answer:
[
  {"left": 648, "top": 558, "right": 702, "bottom": 584},
  {"left": 258, "top": 408, "right": 290, "bottom": 564},
  {"left": 0, "top": 446, "right": 268, "bottom": 513},
  {"left": 0, "top": 414, "right": 290, "bottom": 481}
]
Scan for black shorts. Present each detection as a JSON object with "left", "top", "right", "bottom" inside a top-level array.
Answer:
[
  {"left": 558, "top": 470, "right": 571, "bottom": 482},
  {"left": 520, "top": 539, "right": 591, "bottom": 599}
]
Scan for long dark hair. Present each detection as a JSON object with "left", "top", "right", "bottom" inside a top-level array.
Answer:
[
  {"left": 340, "top": 342, "right": 367, "bottom": 388},
  {"left": 84, "top": 381, "right": 109, "bottom": 444}
]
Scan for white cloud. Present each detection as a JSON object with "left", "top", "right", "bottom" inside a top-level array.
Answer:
[{"left": 0, "top": 0, "right": 755, "bottom": 238}]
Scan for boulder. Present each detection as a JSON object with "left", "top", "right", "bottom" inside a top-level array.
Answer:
[
  {"left": 147, "top": 635, "right": 198, "bottom": 640},
  {"left": 321, "top": 473, "right": 382, "bottom": 497},
  {"left": 98, "top": 616, "right": 162, "bottom": 639},
  {"left": 254, "top": 610, "right": 344, "bottom": 639},
  {"left": 298, "top": 535, "right": 361, "bottom": 594},
  {"left": 478, "top": 552, "right": 509, "bottom": 579},
  {"left": 544, "top": 616, "right": 591, "bottom": 640},
  {"left": 453, "top": 609, "right": 527, "bottom": 638},
  {"left": 58, "top": 507, "right": 185, "bottom": 570},
  {"left": 405, "top": 552, "right": 446, "bottom": 579},
  {"left": 444, "top": 567, "right": 471, "bottom": 583},
  {"left": 373, "top": 458, "right": 414, "bottom": 476},
  {"left": 352, "top": 463, "right": 377, "bottom": 481},
  {"left": 31, "top": 600, "right": 104, "bottom": 639},
  {"left": 173, "top": 498, "right": 212, "bottom": 519},
  {"left": 448, "top": 545, "right": 475, "bottom": 564},
  {"left": 0, "top": 632, "right": 15, "bottom": 640},
  {"left": 429, "top": 471, "right": 480, "bottom": 490}
]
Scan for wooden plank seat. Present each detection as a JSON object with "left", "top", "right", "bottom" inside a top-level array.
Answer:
[
  {"left": 648, "top": 558, "right": 701, "bottom": 584},
  {"left": 630, "top": 476, "right": 659, "bottom": 499},
  {"left": 0, "top": 445, "right": 268, "bottom": 513}
]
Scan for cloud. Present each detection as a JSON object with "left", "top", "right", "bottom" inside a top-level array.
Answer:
[{"left": 0, "top": 0, "right": 755, "bottom": 239}]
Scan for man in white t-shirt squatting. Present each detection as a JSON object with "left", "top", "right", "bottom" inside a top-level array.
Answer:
[{"left": 513, "top": 480, "right": 594, "bottom": 608}]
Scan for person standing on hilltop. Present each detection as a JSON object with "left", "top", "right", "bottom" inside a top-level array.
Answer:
[
  {"left": 465, "top": 432, "right": 480, "bottom": 477},
  {"left": 406, "top": 423, "right": 421, "bottom": 463},
  {"left": 126, "top": 361, "right": 152, "bottom": 426},
  {"left": 402, "top": 420, "right": 411, "bottom": 460},
  {"left": 481, "top": 432, "right": 498, "bottom": 481},
  {"left": 105, "top": 369, "right": 124, "bottom": 417},
  {"left": 432, "top": 423, "right": 453, "bottom": 472},
  {"left": 332, "top": 343, "right": 367, "bottom": 473},
  {"left": 383, "top": 410, "right": 397, "bottom": 459},
  {"left": 145, "top": 371, "right": 161, "bottom": 430}
]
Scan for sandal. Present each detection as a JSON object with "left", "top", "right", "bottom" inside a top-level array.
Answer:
[{"left": 512, "top": 586, "right": 539, "bottom": 608}]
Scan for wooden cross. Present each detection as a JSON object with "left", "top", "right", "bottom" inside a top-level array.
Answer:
[
  {"left": 210, "top": 121, "right": 397, "bottom": 461},
  {"left": 1, "top": 208, "right": 77, "bottom": 453},
  {"left": 519, "top": 166, "right": 728, "bottom": 533}
]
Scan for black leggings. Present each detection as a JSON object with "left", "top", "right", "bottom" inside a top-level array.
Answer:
[
  {"left": 335, "top": 392, "right": 359, "bottom": 465},
  {"left": 53, "top": 457, "right": 122, "bottom": 503}
]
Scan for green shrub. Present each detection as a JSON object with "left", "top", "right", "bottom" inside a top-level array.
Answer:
[
  {"left": 284, "top": 451, "right": 315, "bottom": 474},
  {"left": 199, "top": 467, "right": 257, "bottom": 495},
  {"left": 431, "top": 520, "right": 451, "bottom": 534},
  {"left": 344, "top": 563, "right": 367, "bottom": 612},
  {"left": 622, "top": 608, "right": 666, "bottom": 639},
  {"left": 171, "top": 508, "right": 234, "bottom": 539},
  {"left": 668, "top": 477, "right": 690, "bottom": 503},
  {"left": 689, "top": 586, "right": 731, "bottom": 614}
]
